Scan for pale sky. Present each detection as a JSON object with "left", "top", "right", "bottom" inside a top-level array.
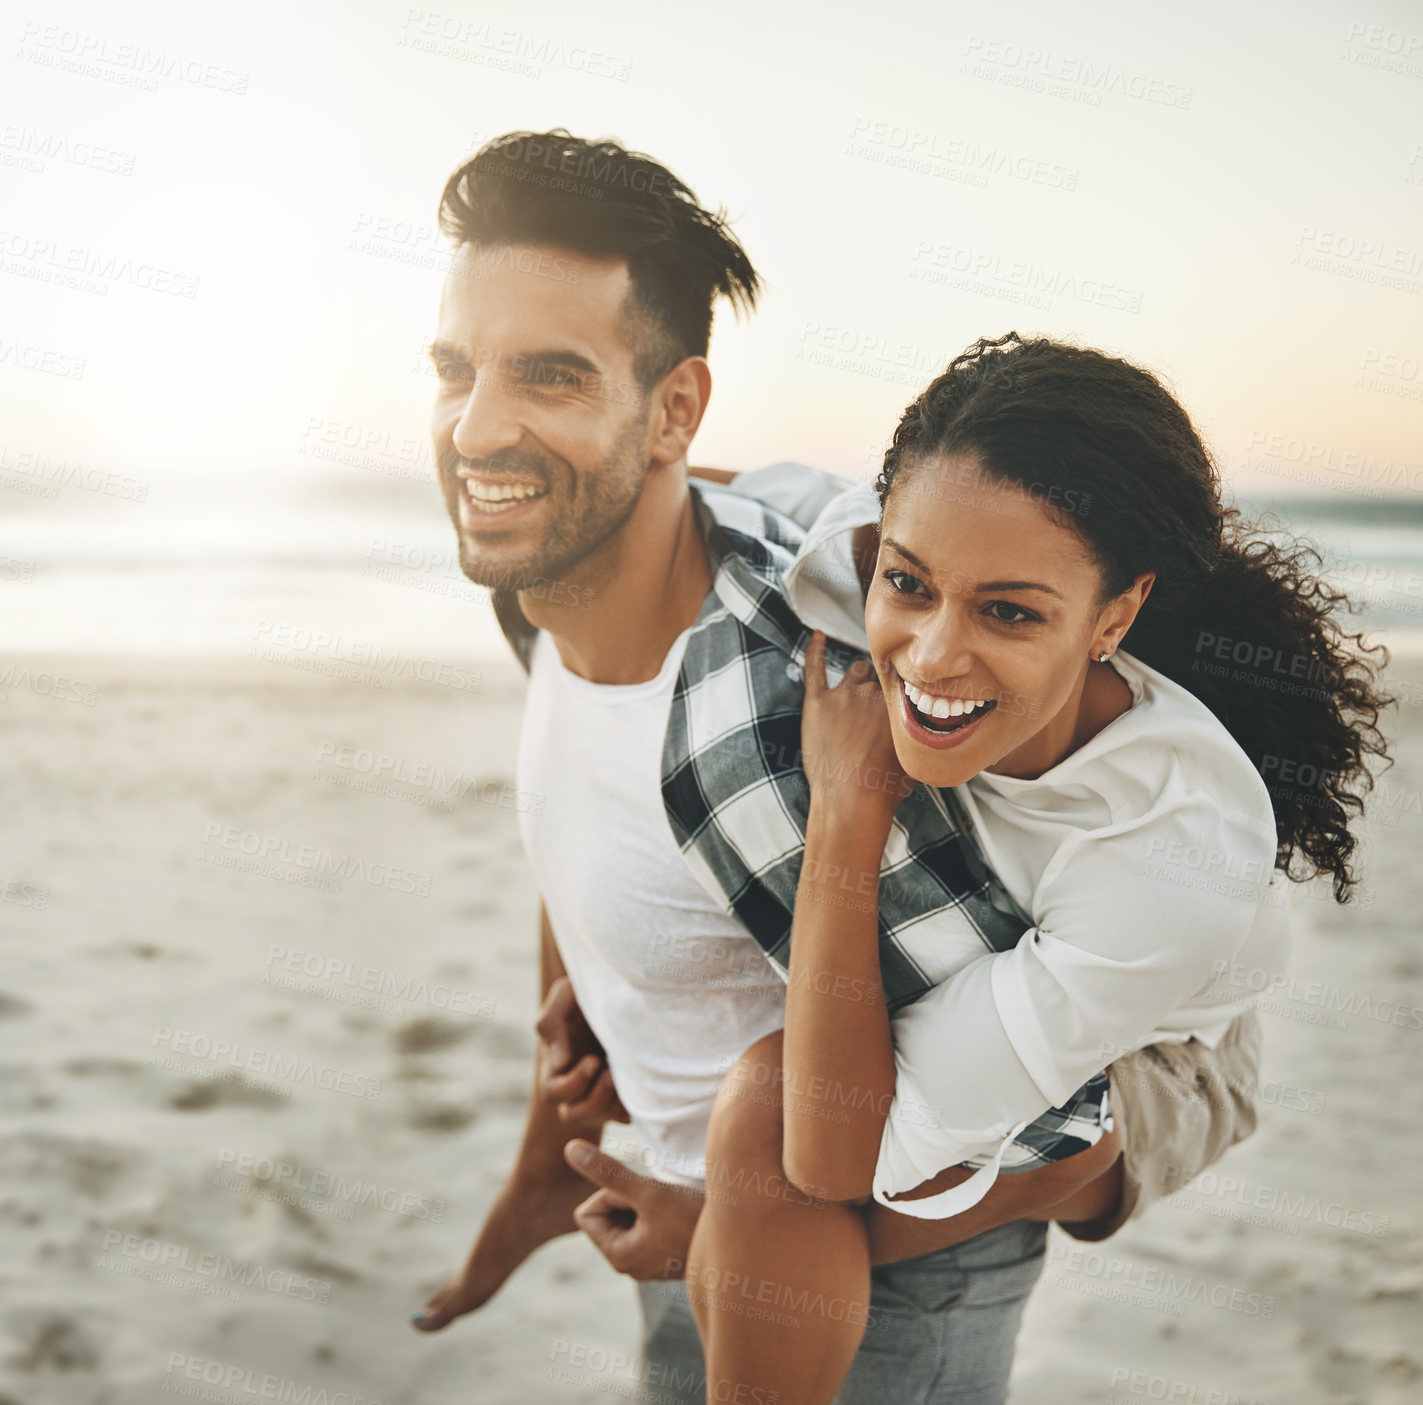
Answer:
[{"left": 3, "top": 0, "right": 1421, "bottom": 506}]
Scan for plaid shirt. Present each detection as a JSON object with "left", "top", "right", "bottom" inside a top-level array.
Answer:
[{"left": 493, "top": 478, "right": 1107, "bottom": 1171}]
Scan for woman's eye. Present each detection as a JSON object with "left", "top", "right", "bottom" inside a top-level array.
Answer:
[
  {"left": 880, "top": 569, "right": 924, "bottom": 597},
  {"left": 984, "top": 600, "right": 1040, "bottom": 625}
]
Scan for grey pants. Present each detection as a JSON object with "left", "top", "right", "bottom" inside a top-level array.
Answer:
[{"left": 635, "top": 1219, "right": 1048, "bottom": 1405}]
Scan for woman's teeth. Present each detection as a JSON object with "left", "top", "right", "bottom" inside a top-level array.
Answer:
[
  {"left": 464, "top": 479, "right": 547, "bottom": 513},
  {"left": 902, "top": 680, "right": 995, "bottom": 728}
]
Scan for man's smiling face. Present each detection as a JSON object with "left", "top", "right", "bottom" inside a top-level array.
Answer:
[{"left": 429, "top": 243, "right": 655, "bottom": 590}]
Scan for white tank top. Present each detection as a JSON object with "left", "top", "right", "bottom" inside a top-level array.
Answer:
[{"left": 515, "top": 626, "right": 787, "bottom": 1188}]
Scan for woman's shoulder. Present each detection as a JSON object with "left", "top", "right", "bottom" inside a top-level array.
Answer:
[{"left": 983, "top": 650, "right": 1277, "bottom": 843}]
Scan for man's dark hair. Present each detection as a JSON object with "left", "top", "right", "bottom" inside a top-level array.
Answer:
[{"left": 438, "top": 129, "right": 760, "bottom": 387}]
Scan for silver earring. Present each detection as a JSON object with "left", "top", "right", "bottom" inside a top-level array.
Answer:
[{"left": 1097, "top": 651, "right": 1111, "bottom": 663}]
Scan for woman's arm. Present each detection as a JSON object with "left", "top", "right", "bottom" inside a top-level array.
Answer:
[
  {"left": 866, "top": 799, "right": 1279, "bottom": 1215},
  {"left": 781, "top": 631, "right": 912, "bottom": 1201},
  {"left": 782, "top": 804, "right": 896, "bottom": 1200}
]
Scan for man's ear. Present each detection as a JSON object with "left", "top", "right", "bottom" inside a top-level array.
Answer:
[{"left": 647, "top": 357, "right": 711, "bottom": 469}]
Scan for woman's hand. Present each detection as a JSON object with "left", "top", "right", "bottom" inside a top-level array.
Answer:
[
  {"left": 535, "top": 977, "right": 629, "bottom": 1131},
  {"left": 801, "top": 629, "right": 915, "bottom": 828}
]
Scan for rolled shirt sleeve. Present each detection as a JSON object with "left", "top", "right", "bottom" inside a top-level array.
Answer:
[{"left": 872, "top": 789, "right": 1276, "bottom": 1218}]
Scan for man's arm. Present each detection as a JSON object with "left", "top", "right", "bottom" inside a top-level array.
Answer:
[{"left": 412, "top": 903, "right": 618, "bottom": 1332}]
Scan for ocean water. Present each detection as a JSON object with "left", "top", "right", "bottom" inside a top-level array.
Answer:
[{"left": 2, "top": 466, "right": 1421, "bottom": 660}]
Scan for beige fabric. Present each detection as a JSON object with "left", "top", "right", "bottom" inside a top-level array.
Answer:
[{"left": 1058, "top": 1009, "right": 1262, "bottom": 1242}]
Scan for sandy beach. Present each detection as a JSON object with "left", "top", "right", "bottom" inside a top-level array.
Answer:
[{"left": 2, "top": 646, "right": 1419, "bottom": 1405}]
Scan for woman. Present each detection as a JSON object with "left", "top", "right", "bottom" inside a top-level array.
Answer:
[{"left": 685, "top": 333, "right": 1392, "bottom": 1404}]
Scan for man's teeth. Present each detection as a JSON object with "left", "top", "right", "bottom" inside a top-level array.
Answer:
[
  {"left": 902, "top": 681, "right": 990, "bottom": 720},
  {"left": 463, "top": 479, "right": 546, "bottom": 513}
]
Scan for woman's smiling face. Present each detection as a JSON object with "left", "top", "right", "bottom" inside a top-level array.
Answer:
[{"left": 864, "top": 455, "right": 1146, "bottom": 787}]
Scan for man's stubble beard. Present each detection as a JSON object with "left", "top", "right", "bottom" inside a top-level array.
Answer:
[{"left": 451, "top": 409, "right": 650, "bottom": 594}]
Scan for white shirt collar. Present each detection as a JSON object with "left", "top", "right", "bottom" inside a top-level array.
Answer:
[{"left": 781, "top": 481, "right": 880, "bottom": 652}]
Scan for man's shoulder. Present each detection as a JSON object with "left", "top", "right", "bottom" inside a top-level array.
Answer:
[
  {"left": 490, "top": 475, "right": 824, "bottom": 677},
  {"left": 690, "top": 478, "right": 808, "bottom": 571}
]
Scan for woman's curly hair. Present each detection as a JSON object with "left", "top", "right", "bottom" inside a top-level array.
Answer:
[{"left": 875, "top": 333, "right": 1394, "bottom": 900}]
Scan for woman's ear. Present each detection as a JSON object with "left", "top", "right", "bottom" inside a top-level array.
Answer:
[{"left": 1094, "top": 571, "right": 1156, "bottom": 656}]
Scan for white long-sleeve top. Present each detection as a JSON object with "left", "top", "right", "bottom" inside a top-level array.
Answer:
[{"left": 746, "top": 466, "right": 1292, "bottom": 1218}]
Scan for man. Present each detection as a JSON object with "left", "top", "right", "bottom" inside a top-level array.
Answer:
[{"left": 404, "top": 129, "right": 1166, "bottom": 1402}]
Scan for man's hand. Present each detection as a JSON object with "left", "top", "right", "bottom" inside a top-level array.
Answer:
[
  {"left": 564, "top": 1139, "right": 703, "bottom": 1281},
  {"left": 537, "top": 977, "right": 630, "bottom": 1130}
]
